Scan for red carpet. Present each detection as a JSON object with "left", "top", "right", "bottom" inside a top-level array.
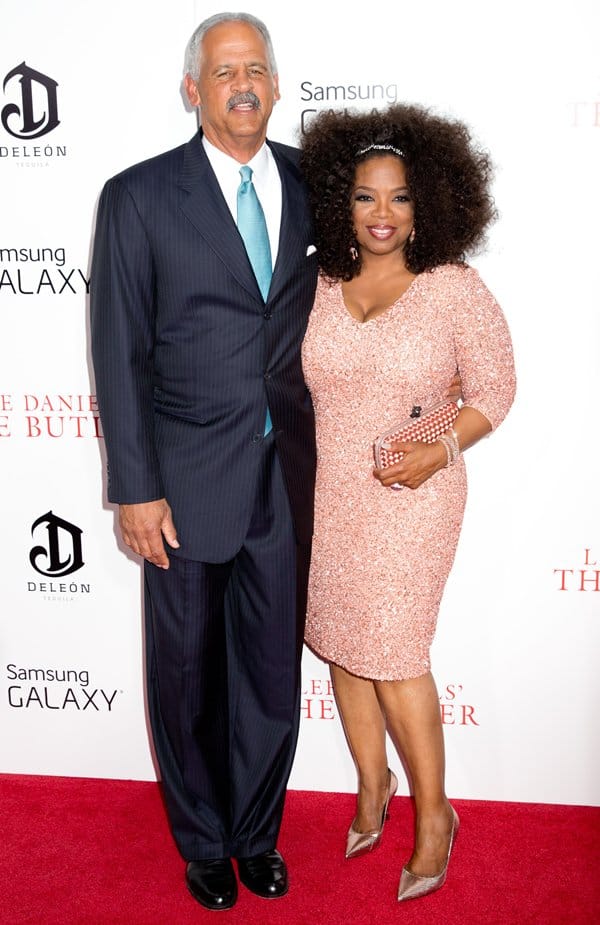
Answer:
[{"left": 2, "top": 774, "right": 598, "bottom": 925}]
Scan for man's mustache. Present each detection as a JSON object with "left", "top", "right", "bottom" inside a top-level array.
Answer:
[{"left": 226, "top": 92, "right": 261, "bottom": 111}]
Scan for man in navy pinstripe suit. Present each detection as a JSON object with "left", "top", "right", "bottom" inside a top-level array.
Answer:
[{"left": 91, "top": 12, "right": 317, "bottom": 910}]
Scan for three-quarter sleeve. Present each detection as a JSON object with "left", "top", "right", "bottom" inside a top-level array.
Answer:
[{"left": 451, "top": 265, "right": 516, "bottom": 430}]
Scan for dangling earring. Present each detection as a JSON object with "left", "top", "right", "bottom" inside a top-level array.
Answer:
[
  {"left": 350, "top": 246, "right": 358, "bottom": 261},
  {"left": 408, "top": 228, "right": 416, "bottom": 244}
]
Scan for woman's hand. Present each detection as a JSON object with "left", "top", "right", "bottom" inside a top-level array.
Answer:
[
  {"left": 373, "top": 406, "right": 493, "bottom": 490},
  {"left": 373, "top": 439, "right": 447, "bottom": 490}
]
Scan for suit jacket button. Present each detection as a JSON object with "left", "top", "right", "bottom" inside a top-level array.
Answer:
[
  {"left": 263, "top": 310, "right": 271, "bottom": 319},
  {"left": 252, "top": 433, "right": 262, "bottom": 443}
]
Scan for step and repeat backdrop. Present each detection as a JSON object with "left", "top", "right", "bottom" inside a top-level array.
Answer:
[{"left": 1, "top": 0, "right": 598, "bottom": 806}]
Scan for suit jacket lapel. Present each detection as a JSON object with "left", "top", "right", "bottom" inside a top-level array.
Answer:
[
  {"left": 177, "top": 133, "right": 310, "bottom": 307},
  {"left": 178, "top": 133, "right": 262, "bottom": 302},
  {"left": 268, "top": 143, "right": 311, "bottom": 306}
]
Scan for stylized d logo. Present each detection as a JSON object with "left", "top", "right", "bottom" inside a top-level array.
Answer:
[
  {"left": 30, "top": 511, "right": 84, "bottom": 577},
  {"left": 2, "top": 62, "right": 60, "bottom": 139}
]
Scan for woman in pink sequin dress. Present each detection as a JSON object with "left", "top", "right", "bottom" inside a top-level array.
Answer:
[{"left": 300, "top": 105, "right": 516, "bottom": 901}]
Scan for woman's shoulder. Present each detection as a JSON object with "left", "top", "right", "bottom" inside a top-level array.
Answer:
[
  {"left": 425, "top": 263, "right": 481, "bottom": 283},
  {"left": 422, "top": 263, "right": 488, "bottom": 297},
  {"left": 316, "top": 272, "right": 342, "bottom": 295}
]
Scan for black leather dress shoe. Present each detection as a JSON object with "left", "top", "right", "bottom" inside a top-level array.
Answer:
[
  {"left": 186, "top": 859, "right": 237, "bottom": 910},
  {"left": 237, "top": 849, "right": 289, "bottom": 898}
]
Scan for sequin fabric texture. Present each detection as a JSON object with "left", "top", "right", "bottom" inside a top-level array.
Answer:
[{"left": 301, "top": 265, "right": 516, "bottom": 680}]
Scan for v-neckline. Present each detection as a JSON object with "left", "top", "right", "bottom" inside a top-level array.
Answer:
[{"left": 340, "top": 275, "right": 421, "bottom": 324}]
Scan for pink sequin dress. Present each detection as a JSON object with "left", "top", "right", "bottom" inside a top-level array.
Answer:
[{"left": 302, "top": 265, "right": 516, "bottom": 680}]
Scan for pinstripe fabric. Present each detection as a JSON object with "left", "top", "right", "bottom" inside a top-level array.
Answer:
[
  {"left": 144, "top": 436, "right": 310, "bottom": 858},
  {"left": 90, "top": 131, "right": 317, "bottom": 859},
  {"left": 90, "top": 131, "right": 317, "bottom": 561}
]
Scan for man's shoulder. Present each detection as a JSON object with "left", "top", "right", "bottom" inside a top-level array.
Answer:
[
  {"left": 106, "top": 137, "right": 194, "bottom": 191},
  {"left": 268, "top": 139, "right": 301, "bottom": 168}
]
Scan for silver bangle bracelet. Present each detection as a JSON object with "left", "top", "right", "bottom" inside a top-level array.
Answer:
[
  {"left": 439, "top": 429, "right": 461, "bottom": 468},
  {"left": 438, "top": 435, "right": 454, "bottom": 468}
]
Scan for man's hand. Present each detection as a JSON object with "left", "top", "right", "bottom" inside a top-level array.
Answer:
[
  {"left": 447, "top": 370, "right": 463, "bottom": 403},
  {"left": 119, "top": 499, "right": 179, "bottom": 569}
]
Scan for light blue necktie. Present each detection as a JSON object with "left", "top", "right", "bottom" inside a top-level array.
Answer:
[{"left": 237, "top": 165, "right": 273, "bottom": 435}]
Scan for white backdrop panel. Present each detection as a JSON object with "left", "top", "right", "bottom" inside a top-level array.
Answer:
[{"left": 1, "top": 0, "right": 598, "bottom": 805}]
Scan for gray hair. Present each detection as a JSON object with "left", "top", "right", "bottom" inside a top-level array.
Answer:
[{"left": 184, "top": 12, "right": 278, "bottom": 81}]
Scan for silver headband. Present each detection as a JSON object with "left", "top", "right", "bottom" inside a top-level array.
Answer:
[{"left": 356, "top": 143, "right": 405, "bottom": 159}]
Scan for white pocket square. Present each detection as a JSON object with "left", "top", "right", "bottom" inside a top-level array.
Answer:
[{"left": 306, "top": 244, "right": 317, "bottom": 256}]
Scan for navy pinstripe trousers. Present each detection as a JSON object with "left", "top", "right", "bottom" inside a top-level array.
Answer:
[{"left": 144, "top": 433, "right": 310, "bottom": 860}]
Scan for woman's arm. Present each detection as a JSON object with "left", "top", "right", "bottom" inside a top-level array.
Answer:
[{"left": 374, "top": 267, "right": 516, "bottom": 490}]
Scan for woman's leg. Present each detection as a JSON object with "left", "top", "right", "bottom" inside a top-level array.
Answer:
[
  {"left": 330, "top": 663, "right": 390, "bottom": 832},
  {"left": 375, "top": 672, "right": 454, "bottom": 876}
]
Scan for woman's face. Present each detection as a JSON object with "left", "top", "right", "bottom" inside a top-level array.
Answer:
[{"left": 351, "top": 155, "right": 414, "bottom": 259}]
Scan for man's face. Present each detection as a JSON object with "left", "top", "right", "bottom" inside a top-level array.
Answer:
[{"left": 185, "top": 20, "right": 280, "bottom": 158}]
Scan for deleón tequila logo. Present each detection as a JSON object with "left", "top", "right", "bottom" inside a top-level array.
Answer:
[
  {"left": 29, "top": 511, "right": 84, "bottom": 577},
  {"left": 2, "top": 62, "right": 59, "bottom": 140}
]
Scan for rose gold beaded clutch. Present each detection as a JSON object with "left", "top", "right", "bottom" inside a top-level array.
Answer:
[{"left": 373, "top": 400, "right": 459, "bottom": 471}]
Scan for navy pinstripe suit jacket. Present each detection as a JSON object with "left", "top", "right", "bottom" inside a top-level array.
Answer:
[{"left": 90, "top": 131, "right": 318, "bottom": 561}]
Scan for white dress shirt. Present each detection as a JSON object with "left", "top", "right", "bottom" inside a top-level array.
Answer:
[{"left": 202, "top": 136, "right": 282, "bottom": 269}]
